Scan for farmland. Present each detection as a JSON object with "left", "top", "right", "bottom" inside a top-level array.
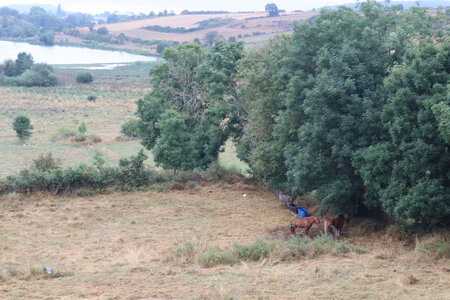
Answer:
[{"left": 58, "top": 11, "right": 318, "bottom": 54}]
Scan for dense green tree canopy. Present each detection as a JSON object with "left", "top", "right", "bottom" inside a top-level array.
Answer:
[
  {"left": 236, "top": 1, "right": 448, "bottom": 221},
  {"left": 136, "top": 41, "right": 244, "bottom": 171}
]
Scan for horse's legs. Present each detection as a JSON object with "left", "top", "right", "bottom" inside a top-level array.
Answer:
[{"left": 305, "top": 224, "right": 312, "bottom": 236}]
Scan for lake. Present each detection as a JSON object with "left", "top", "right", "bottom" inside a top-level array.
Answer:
[{"left": 0, "top": 40, "right": 157, "bottom": 65}]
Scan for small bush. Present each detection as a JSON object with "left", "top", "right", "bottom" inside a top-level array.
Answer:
[
  {"left": 121, "top": 119, "right": 141, "bottom": 138},
  {"left": 76, "top": 72, "right": 93, "bottom": 84},
  {"left": 87, "top": 95, "right": 97, "bottom": 102},
  {"left": 32, "top": 153, "right": 61, "bottom": 172},
  {"left": 49, "top": 127, "right": 76, "bottom": 142}
]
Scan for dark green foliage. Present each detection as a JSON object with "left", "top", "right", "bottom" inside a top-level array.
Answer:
[
  {"left": 118, "top": 150, "right": 149, "bottom": 189},
  {"left": 13, "top": 115, "right": 33, "bottom": 143},
  {"left": 153, "top": 110, "right": 197, "bottom": 172},
  {"left": 14, "top": 52, "right": 33, "bottom": 75},
  {"left": 136, "top": 41, "right": 244, "bottom": 171},
  {"left": 3, "top": 59, "right": 17, "bottom": 76},
  {"left": 16, "top": 63, "right": 58, "bottom": 86},
  {"left": 203, "top": 31, "right": 219, "bottom": 46},
  {"left": 156, "top": 41, "right": 171, "bottom": 54},
  {"left": 76, "top": 72, "right": 93, "bottom": 84},
  {"left": 0, "top": 151, "right": 150, "bottom": 194},
  {"left": 236, "top": 1, "right": 448, "bottom": 223},
  {"left": 87, "top": 95, "right": 97, "bottom": 102},
  {"left": 1, "top": 53, "right": 57, "bottom": 86},
  {"left": 265, "top": 3, "right": 279, "bottom": 17},
  {"left": 39, "top": 30, "right": 55, "bottom": 45},
  {"left": 120, "top": 119, "right": 141, "bottom": 138},
  {"left": 354, "top": 40, "right": 449, "bottom": 226}
]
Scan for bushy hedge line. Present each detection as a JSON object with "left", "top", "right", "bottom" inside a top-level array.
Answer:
[
  {"left": 0, "top": 152, "right": 245, "bottom": 195},
  {"left": 0, "top": 150, "right": 149, "bottom": 194}
]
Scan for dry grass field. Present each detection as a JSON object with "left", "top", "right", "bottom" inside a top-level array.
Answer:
[
  {"left": 92, "top": 12, "right": 317, "bottom": 43},
  {"left": 1, "top": 183, "right": 449, "bottom": 299},
  {"left": 60, "top": 11, "right": 318, "bottom": 54},
  {"left": 0, "top": 63, "right": 154, "bottom": 176}
]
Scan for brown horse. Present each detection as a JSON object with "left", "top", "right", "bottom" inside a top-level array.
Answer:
[
  {"left": 291, "top": 216, "right": 320, "bottom": 236},
  {"left": 323, "top": 214, "right": 349, "bottom": 237}
]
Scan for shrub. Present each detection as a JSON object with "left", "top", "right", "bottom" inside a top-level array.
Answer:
[
  {"left": 87, "top": 95, "right": 97, "bottom": 101},
  {"left": 13, "top": 115, "right": 33, "bottom": 143},
  {"left": 78, "top": 122, "right": 86, "bottom": 135},
  {"left": 118, "top": 149, "right": 150, "bottom": 190},
  {"left": 121, "top": 119, "right": 141, "bottom": 138},
  {"left": 16, "top": 64, "right": 58, "bottom": 87},
  {"left": 76, "top": 72, "right": 93, "bottom": 84},
  {"left": 32, "top": 153, "right": 61, "bottom": 172},
  {"left": 50, "top": 126, "right": 76, "bottom": 142}
]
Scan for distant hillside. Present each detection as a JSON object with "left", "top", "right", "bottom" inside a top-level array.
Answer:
[
  {"left": 322, "top": 0, "right": 449, "bottom": 10},
  {"left": 2, "top": 3, "right": 57, "bottom": 14}
]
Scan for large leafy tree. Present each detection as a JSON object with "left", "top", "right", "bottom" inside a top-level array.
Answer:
[
  {"left": 354, "top": 40, "right": 449, "bottom": 225},
  {"left": 153, "top": 110, "right": 197, "bottom": 174},
  {"left": 136, "top": 41, "right": 244, "bottom": 170},
  {"left": 237, "top": 1, "right": 446, "bottom": 215}
]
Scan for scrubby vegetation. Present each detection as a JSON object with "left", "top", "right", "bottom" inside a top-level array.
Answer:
[
  {"left": 167, "top": 235, "right": 362, "bottom": 268},
  {"left": 76, "top": 72, "right": 93, "bottom": 84},
  {"left": 0, "top": 53, "right": 58, "bottom": 86}
]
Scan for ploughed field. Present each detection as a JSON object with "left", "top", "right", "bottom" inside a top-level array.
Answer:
[{"left": 1, "top": 184, "right": 448, "bottom": 299}]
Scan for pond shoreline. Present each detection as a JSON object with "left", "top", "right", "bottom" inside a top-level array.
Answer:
[
  {"left": 0, "top": 37, "right": 159, "bottom": 57},
  {"left": 0, "top": 40, "right": 158, "bottom": 65}
]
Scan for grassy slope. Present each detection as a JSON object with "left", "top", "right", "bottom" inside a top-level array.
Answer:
[
  {"left": 0, "top": 62, "right": 247, "bottom": 177},
  {"left": 0, "top": 184, "right": 448, "bottom": 299},
  {"left": 0, "top": 62, "right": 153, "bottom": 176}
]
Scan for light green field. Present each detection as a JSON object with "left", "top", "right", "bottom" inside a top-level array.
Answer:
[{"left": 0, "top": 62, "right": 247, "bottom": 177}]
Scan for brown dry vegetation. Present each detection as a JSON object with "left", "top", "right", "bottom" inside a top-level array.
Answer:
[
  {"left": 64, "top": 11, "right": 318, "bottom": 54},
  {"left": 1, "top": 184, "right": 448, "bottom": 299}
]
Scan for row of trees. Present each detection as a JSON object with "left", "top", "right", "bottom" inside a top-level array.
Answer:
[{"left": 131, "top": 2, "right": 448, "bottom": 226}]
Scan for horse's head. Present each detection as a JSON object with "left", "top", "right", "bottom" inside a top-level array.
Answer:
[
  {"left": 337, "top": 213, "right": 350, "bottom": 223},
  {"left": 290, "top": 225, "right": 296, "bottom": 235}
]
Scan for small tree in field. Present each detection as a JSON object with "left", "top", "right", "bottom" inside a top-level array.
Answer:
[
  {"left": 152, "top": 109, "right": 197, "bottom": 174},
  {"left": 13, "top": 115, "right": 33, "bottom": 143}
]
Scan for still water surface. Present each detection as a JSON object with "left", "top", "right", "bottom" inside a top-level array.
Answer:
[{"left": 0, "top": 40, "right": 157, "bottom": 64}]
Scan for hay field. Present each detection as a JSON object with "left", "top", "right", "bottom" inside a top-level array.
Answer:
[
  {"left": 1, "top": 184, "right": 449, "bottom": 299},
  {"left": 82, "top": 11, "right": 318, "bottom": 43},
  {"left": 0, "top": 62, "right": 154, "bottom": 176}
]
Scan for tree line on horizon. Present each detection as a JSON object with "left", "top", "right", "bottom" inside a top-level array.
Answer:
[{"left": 131, "top": 1, "right": 449, "bottom": 226}]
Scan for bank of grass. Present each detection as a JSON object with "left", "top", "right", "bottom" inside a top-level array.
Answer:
[{"left": 167, "top": 234, "right": 364, "bottom": 268}]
